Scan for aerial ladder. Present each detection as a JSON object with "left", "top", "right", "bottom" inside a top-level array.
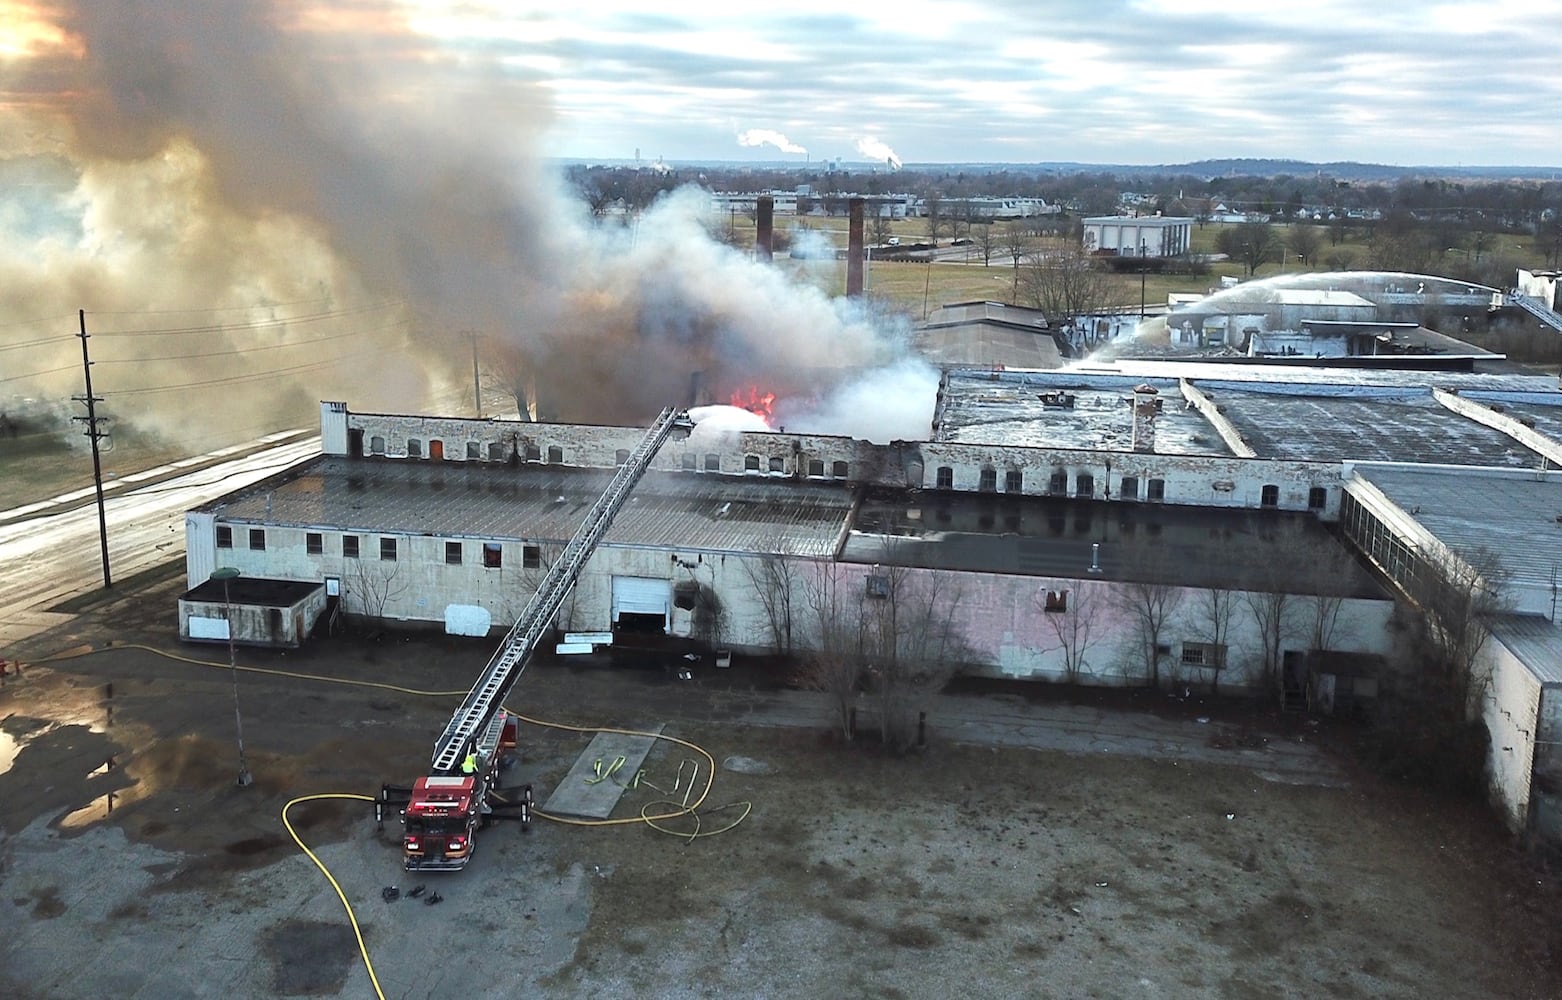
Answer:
[{"left": 376, "top": 407, "right": 689, "bottom": 871}]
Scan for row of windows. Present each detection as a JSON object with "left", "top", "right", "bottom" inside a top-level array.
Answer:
[
  {"left": 678, "top": 452, "right": 850, "bottom": 478},
  {"left": 217, "top": 526, "right": 541, "bottom": 568},
  {"left": 368, "top": 436, "right": 566, "bottom": 464},
  {"left": 1340, "top": 492, "right": 1424, "bottom": 596},
  {"left": 363, "top": 434, "right": 853, "bottom": 479},
  {"left": 933, "top": 466, "right": 1328, "bottom": 510}
]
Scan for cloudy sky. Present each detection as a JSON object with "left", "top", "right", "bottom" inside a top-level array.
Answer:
[{"left": 393, "top": 0, "right": 1558, "bottom": 167}]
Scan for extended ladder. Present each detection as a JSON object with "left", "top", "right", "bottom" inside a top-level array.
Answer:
[{"left": 428, "top": 406, "right": 688, "bottom": 775}]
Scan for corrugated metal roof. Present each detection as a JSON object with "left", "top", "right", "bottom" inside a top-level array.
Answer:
[
  {"left": 1353, "top": 464, "right": 1562, "bottom": 596},
  {"left": 1487, "top": 615, "right": 1562, "bottom": 685},
  {"left": 203, "top": 456, "right": 853, "bottom": 558},
  {"left": 1068, "top": 359, "right": 1559, "bottom": 391}
]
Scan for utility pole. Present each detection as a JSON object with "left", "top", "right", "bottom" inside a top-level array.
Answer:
[{"left": 73, "top": 309, "right": 112, "bottom": 589}]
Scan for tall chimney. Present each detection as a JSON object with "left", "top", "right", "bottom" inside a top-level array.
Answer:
[
  {"left": 756, "top": 196, "right": 774, "bottom": 262},
  {"left": 846, "top": 198, "right": 865, "bottom": 297},
  {"left": 1130, "top": 383, "right": 1160, "bottom": 454}
]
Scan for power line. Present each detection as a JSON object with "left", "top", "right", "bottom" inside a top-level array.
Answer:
[
  {"left": 105, "top": 351, "right": 380, "bottom": 397},
  {"left": 95, "top": 323, "right": 396, "bottom": 364},
  {"left": 84, "top": 295, "right": 345, "bottom": 316},
  {"left": 94, "top": 301, "right": 403, "bottom": 338},
  {"left": 0, "top": 363, "right": 80, "bottom": 385},
  {"left": 0, "top": 334, "right": 77, "bottom": 354}
]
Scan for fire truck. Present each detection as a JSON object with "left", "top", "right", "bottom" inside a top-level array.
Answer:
[{"left": 377, "top": 407, "right": 689, "bottom": 871}]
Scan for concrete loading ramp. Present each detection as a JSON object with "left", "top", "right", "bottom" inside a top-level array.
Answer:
[{"left": 541, "top": 723, "right": 666, "bottom": 819}]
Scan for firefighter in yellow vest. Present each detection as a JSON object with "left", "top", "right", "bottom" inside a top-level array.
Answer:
[{"left": 461, "top": 749, "right": 479, "bottom": 775}]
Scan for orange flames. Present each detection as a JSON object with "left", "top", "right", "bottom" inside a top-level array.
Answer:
[{"left": 730, "top": 385, "right": 776, "bottom": 423}]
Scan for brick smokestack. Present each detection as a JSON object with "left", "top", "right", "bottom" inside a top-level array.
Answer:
[
  {"left": 1130, "top": 383, "right": 1161, "bottom": 454},
  {"left": 846, "top": 198, "right": 865, "bottom": 297},
  {"left": 755, "top": 196, "right": 774, "bottom": 262}
]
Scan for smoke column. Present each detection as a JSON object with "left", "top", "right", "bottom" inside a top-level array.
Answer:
[{"left": 0, "top": 1, "right": 925, "bottom": 443}]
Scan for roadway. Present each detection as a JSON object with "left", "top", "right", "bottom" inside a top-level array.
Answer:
[{"left": 0, "top": 431, "right": 321, "bottom": 649}]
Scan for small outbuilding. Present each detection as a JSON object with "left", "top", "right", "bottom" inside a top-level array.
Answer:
[{"left": 178, "top": 577, "right": 329, "bottom": 649}]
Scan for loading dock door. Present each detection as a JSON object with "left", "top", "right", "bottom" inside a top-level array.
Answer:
[{"left": 612, "top": 576, "right": 671, "bottom": 633}]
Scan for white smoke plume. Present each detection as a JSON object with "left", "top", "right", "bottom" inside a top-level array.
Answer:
[
  {"left": 0, "top": 2, "right": 920, "bottom": 445},
  {"left": 736, "top": 129, "right": 807, "bottom": 155},
  {"left": 855, "top": 137, "right": 903, "bottom": 170}
]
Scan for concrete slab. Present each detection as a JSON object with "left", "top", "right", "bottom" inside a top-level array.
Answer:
[{"left": 542, "top": 724, "right": 665, "bottom": 818}]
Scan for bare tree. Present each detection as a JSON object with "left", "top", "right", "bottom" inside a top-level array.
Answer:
[
  {"left": 479, "top": 337, "right": 538, "bottom": 421},
  {"left": 1216, "top": 222, "right": 1282, "bottom": 276},
  {"left": 1001, "top": 221, "right": 1032, "bottom": 301},
  {"left": 799, "top": 561, "right": 864, "bottom": 742},
  {"left": 869, "top": 211, "right": 895, "bottom": 247},
  {"left": 862, "top": 562, "right": 968, "bottom": 752},
  {"left": 1189, "top": 586, "right": 1238, "bottom": 694},
  {"left": 1297, "top": 540, "right": 1357, "bottom": 655},
  {"left": 741, "top": 550, "right": 797, "bottom": 657},
  {"left": 1016, "top": 244, "right": 1115, "bottom": 331},
  {"left": 1243, "top": 585, "right": 1297, "bottom": 703},
  {"left": 1287, "top": 225, "right": 1322, "bottom": 268},
  {"left": 971, "top": 222, "right": 998, "bottom": 266},
  {"left": 1038, "top": 580, "right": 1105, "bottom": 683},
  {"left": 1114, "top": 546, "right": 1185, "bottom": 688},
  {"left": 1407, "top": 544, "right": 1511, "bottom": 718},
  {"left": 348, "top": 553, "right": 408, "bottom": 622},
  {"left": 923, "top": 197, "right": 944, "bottom": 246}
]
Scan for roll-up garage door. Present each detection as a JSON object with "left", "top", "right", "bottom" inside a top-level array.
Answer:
[{"left": 612, "top": 576, "right": 671, "bottom": 624}]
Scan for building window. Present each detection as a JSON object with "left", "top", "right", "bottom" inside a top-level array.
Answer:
[
  {"left": 936, "top": 466, "right": 954, "bottom": 489},
  {"left": 1147, "top": 478, "right": 1165, "bottom": 502},
  {"left": 865, "top": 574, "right": 890, "bottom": 599},
  {"left": 682, "top": 452, "right": 697, "bottom": 471},
  {"left": 1044, "top": 589, "right": 1068, "bottom": 613},
  {"left": 1261, "top": 484, "right": 1279, "bottom": 508},
  {"left": 1005, "top": 469, "right": 1023, "bottom": 493},
  {"left": 370, "top": 435, "right": 385, "bottom": 455},
  {"left": 1308, "top": 487, "right": 1327, "bottom": 510},
  {"left": 407, "top": 439, "right": 422, "bottom": 458},
  {"left": 523, "top": 544, "right": 541, "bottom": 569},
  {"left": 216, "top": 525, "right": 233, "bottom": 549},
  {"left": 978, "top": 468, "right": 997, "bottom": 492},
  {"left": 466, "top": 441, "right": 480, "bottom": 460},
  {"left": 705, "top": 453, "right": 721, "bottom": 472},
  {"left": 343, "top": 535, "right": 360, "bottom": 559},
  {"left": 306, "top": 532, "right": 323, "bottom": 555},
  {"left": 249, "top": 528, "right": 266, "bottom": 551},
  {"left": 769, "top": 456, "right": 785, "bottom": 474},
  {"left": 616, "top": 449, "right": 630, "bottom": 466},
  {"left": 1049, "top": 469, "right": 1068, "bottom": 495},
  {"left": 525, "top": 443, "right": 541, "bottom": 462},
  {"left": 380, "top": 537, "right": 397, "bottom": 561},
  {"left": 547, "top": 446, "right": 563, "bottom": 464},
  {"left": 832, "top": 461, "right": 848, "bottom": 478},
  {"left": 1076, "top": 473, "right": 1094, "bottom": 497},
  {"left": 488, "top": 442, "right": 506, "bottom": 461},
  {"left": 483, "top": 543, "right": 502, "bottom": 568},
  {"left": 1120, "top": 476, "right": 1138, "bottom": 500},
  {"left": 745, "top": 454, "right": 762, "bottom": 472},
  {"left": 1180, "top": 642, "right": 1227, "bottom": 668},
  {"left": 445, "top": 541, "right": 462, "bottom": 565}
]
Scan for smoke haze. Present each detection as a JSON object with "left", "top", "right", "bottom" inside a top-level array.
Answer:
[{"left": 0, "top": 0, "right": 925, "bottom": 445}]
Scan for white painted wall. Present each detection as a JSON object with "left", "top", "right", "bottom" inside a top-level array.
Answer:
[{"left": 1478, "top": 637, "right": 1543, "bottom": 833}]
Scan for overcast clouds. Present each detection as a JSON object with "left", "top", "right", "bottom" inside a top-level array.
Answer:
[{"left": 389, "top": 0, "right": 1562, "bottom": 167}]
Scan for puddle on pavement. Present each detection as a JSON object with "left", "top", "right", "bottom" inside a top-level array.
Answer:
[{"left": 0, "top": 726, "right": 18, "bottom": 777}]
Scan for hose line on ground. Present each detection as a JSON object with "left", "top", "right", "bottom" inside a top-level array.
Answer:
[{"left": 281, "top": 793, "right": 386, "bottom": 1000}]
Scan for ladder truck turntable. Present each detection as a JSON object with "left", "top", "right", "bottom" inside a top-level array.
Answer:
[{"left": 376, "top": 407, "right": 691, "bottom": 872}]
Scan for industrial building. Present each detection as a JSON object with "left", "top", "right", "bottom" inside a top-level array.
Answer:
[{"left": 182, "top": 352, "right": 1562, "bottom": 846}]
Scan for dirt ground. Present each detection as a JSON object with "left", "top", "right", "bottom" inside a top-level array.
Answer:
[{"left": 2, "top": 566, "right": 1561, "bottom": 999}]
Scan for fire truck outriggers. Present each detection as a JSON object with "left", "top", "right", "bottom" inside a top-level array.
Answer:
[{"left": 375, "top": 408, "right": 689, "bottom": 872}]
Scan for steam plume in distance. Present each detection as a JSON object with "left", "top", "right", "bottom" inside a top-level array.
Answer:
[
  {"left": 855, "top": 137, "right": 903, "bottom": 170},
  {"left": 737, "top": 129, "right": 808, "bottom": 155},
  {"left": 1, "top": 2, "right": 929, "bottom": 446}
]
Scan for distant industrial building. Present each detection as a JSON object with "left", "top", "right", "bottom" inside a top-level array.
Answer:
[{"left": 1082, "top": 216, "right": 1193, "bottom": 257}]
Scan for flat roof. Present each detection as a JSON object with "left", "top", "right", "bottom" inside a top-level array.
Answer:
[
  {"left": 914, "top": 324, "right": 1062, "bottom": 370},
  {"left": 842, "top": 491, "right": 1385, "bottom": 597},
  {"left": 1211, "top": 388, "right": 1545, "bottom": 465},
  {"left": 1487, "top": 615, "right": 1562, "bottom": 686},
  {"left": 202, "top": 457, "right": 855, "bottom": 558},
  {"left": 1352, "top": 464, "right": 1562, "bottom": 596},
  {"left": 1067, "top": 359, "right": 1559, "bottom": 391},
  {"left": 933, "top": 370, "right": 1232, "bottom": 455}
]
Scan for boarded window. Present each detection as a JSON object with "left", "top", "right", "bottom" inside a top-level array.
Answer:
[
  {"left": 616, "top": 449, "right": 630, "bottom": 466},
  {"left": 445, "top": 541, "right": 462, "bottom": 565},
  {"left": 407, "top": 439, "right": 422, "bottom": 458},
  {"left": 343, "top": 535, "right": 360, "bottom": 558},
  {"left": 1004, "top": 469, "right": 1023, "bottom": 493},
  {"left": 1044, "top": 589, "right": 1068, "bottom": 613},
  {"left": 682, "top": 452, "right": 698, "bottom": 470},
  {"left": 249, "top": 528, "right": 266, "bottom": 551},
  {"left": 936, "top": 466, "right": 954, "bottom": 489},
  {"left": 744, "top": 454, "right": 761, "bottom": 472},
  {"left": 525, "top": 443, "right": 541, "bottom": 462},
  {"left": 705, "top": 453, "right": 720, "bottom": 472},
  {"left": 1120, "top": 476, "right": 1139, "bottom": 500},
  {"left": 1261, "top": 484, "right": 1279, "bottom": 508},
  {"left": 216, "top": 525, "right": 233, "bottom": 549},
  {"left": 769, "top": 456, "right": 785, "bottom": 473},
  {"left": 865, "top": 574, "right": 890, "bottom": 599},
  {"left": 380, "top": 536, "right": 397, "bottom": 561},
  {"left": 978, "top": 468, "right": 997, "bottom": 492},
  {"left": 1308, "top": 486, "right": 1327, "bottom": 510},
  {"left": 1049, "top": 469, "right": 1068, "bottom": 494},
  {"left": 483, "top": 543, "right": 502, "bottom": 568},
  {"left": 489, "top": 442, "right": 506, "bottom": 461},
  {"left": 370, "top": 435, "right": 385, "bottom": 455},
  {"left": 1147, "top": 478, "right": 1165, "bottom": 501},
  {"left": 306, "top": 532, "right": 323, "bottom": 555},
  {"left": 523, "top": 544, "right": 541, "bottom": 569},
  {"left": 466, "top": 441, "right": 480, "bottom": 460},
  {"left": 809, "top": 459, "right": 826, "bottom": 477},
  {"left": 547, "top": 446, "right": 563, "bottom": 463},
  {"left": 832, "top": 461, "right": 848, "bottom": 478},
  {"left": 1076, "top": 473, "right": 1094, "bottom": 497}
]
